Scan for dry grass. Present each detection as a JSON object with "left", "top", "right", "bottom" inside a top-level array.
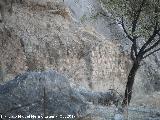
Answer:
[
  {"left": 28, "top": 3, "right": 69, "bottom": 19},
  {"left": 49, "top": 9, "right": 70, "bottom": 19},
  {"left": 29, "top": 4, "right": 48, "bottom": 12}
]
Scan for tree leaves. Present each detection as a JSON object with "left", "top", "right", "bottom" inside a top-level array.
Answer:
[{"left": 100, "top": 0, "right": 160, "bottom": 40}]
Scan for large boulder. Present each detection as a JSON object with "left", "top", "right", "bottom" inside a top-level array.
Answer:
[{"left": 0, "top": 70, "right": 89, "bottom": 120}]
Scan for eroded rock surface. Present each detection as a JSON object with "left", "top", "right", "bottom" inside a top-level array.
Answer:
[
  {"left": 0, "top": 70, "right": 124, "bottom": 120},
  {"left": 0, "top": 70, "right": 89, "bottom": 119}
]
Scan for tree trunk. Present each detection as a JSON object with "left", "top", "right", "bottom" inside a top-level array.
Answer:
[{"left": 122, "top": 62, "right": 140, "bottom": 107}]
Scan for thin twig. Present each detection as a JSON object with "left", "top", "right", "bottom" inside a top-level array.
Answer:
[
  {"left": 43, "top": 87, "right": 47, "bottom": 120},
  {"left": 142, "top": 36, "right": 160, "bottom": 55},
  {"left": 121, "top": 17, "right": 133, "bottom": 42},
  {"left": 131, "top": 0, "right": 146, "bottom": 33},
  {"left": 143, "top": 47, "right": 160, "bottom": 59}
]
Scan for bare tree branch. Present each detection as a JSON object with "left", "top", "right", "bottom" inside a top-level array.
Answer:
[
  {"left": 142, "top": 31, "right": 160, "bottom": 58},
  {"left": 138, "top": 5, "right": 160, "bottom": 55},
  {"left": 131, "top": 44, "right": 136, "bottom": 61},
  {"left": 138, "top": 28, "right": 160, "bottom": 55},
  {"left": 133, "top": 38, "right": 138, "bottom": 56},
  {"left": 43, "top": 87, "right": 47, "bottom": 120},
  {"left": 142, "top": 47, "right": 160, "bottom": 59},
  {"left": 121, "top": 17, "right": 133, "bottom": 42},
  {"left": 142, "top": 37, "right": 160, "bottom": 55},
  {"left": 131, "top": 0, "right": 147, "bottom": 33}
]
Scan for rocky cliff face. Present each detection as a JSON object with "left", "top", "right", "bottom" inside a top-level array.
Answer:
[{"left": 0, "top": 0, "right": 160, "bottom": 107}]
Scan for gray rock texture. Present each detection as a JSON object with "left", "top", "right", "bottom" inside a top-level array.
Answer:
[
  {"left": 0, "top": 70, "right": 89, "bottom": 120},
  {"left": 0, "top": 65, "right": 159, "bottom": 119},
  {"left": 0, "top": 70, "right": 126, "bottom": 120}
]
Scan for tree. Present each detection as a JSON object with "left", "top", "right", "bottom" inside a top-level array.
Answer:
[{"left": 100, "top": 0, "right": 160, "bottom": 106}]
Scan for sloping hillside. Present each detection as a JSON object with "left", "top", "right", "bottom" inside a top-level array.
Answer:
[{"left": 0, "top": 0, "right": 130, "bottom": 93}]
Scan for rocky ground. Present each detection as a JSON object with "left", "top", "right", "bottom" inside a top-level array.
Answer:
[{"left": 0, "top": 70, "right": 160, "bottom": 120}]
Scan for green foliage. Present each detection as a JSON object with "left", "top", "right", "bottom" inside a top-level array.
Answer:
[{"left": 100, "top": 0, "right": 160, "bottom": 39}]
